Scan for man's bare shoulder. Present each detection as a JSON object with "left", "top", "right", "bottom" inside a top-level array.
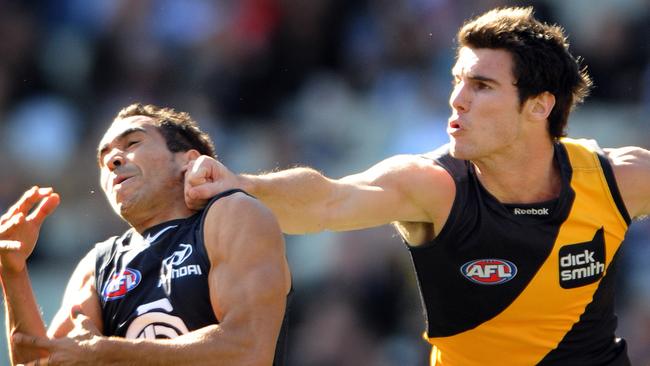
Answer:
[
  {"left": 205, "top": 192, "right": 278, "bottom": 229},
  {"left": 603, "top": 146, "right": 650, "bottom": 218},
  {"left": 368, "top": 152, "right": 452, "bottom": 179},
  {"left": 604, "top": 145, "right": 650, "bottom": 162},
  {"left": 379, "top": 153, "right": 457, "bottom": 237},
  {"left": 340, "top": 153, "right": 453, "bottom": 198},
  {"left": 399, "top": 153, "right": 455, "bottom": 189},
  {"left": 205, "top": 191, "right": 265, "bottom": 212},
  {"left": 203, "top": 192, "right": 284, "bottom": 254},
  {"left": 373, "top": 151, "right": 453, "bottom": 186}
]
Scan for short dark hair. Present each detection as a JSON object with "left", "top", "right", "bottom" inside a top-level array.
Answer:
[
  {"left": 116, "top": 103, "right": 216, "bottom": 157},
  {"left": 457, "top": 7, "right": 592, "bottom": 138}
]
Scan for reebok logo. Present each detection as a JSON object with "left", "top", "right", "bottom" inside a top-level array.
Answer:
[
  {"left": 559, "top": 228, "right": 606, "bottom": 289},
  {"left": 512, "top": 207, "right": 549, "bottom": 215}
]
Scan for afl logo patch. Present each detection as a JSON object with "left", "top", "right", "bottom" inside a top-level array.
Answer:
[
  {"left": 102, "top": 268, "right": 142, "bottom": 301},
  {"left": 460, "top": 259, "right": 517, "bottom": 285}
]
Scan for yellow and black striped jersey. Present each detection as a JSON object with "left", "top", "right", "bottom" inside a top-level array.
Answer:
[{"left": 408, "top": 138, "right": 631, "bottom": 365}]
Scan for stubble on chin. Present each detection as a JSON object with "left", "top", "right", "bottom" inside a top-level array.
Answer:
[{"left": 111, "top": 195, "right": 137, "bottom": 222}]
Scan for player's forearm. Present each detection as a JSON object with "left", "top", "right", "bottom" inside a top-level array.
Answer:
[
  {"left": 1, "top": 267, "right": 48, "bottom": 365},
  {"left": 94, "top": 324, "right": 273, "bottom": 366},
  {"left": 241, "top": 167, "right": 335, "bottom": 234}
]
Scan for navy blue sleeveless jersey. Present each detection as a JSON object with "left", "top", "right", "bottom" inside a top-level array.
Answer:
[
  {"left": 408, "top": 139, "right": 631, "bottom": 365},
  {"left": 95, "top": 190, "right": 290, "bottom": 365}
]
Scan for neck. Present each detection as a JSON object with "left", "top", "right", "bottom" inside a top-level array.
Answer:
[
  {"left": 124, "top": 202, "right": 196, "bottom": 234},
  {"left": 472, "top": 138, "right": 560, "bottom": 204}
]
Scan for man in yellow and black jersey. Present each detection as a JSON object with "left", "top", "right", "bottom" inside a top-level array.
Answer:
[{"left": 183, "top": 7, "right": 650, "bottom": 366}]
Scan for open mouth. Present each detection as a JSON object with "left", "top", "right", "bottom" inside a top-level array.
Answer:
[
  {"left": 113, "top": 175, "right": 133, "bottom": 186},
  {"left": 448, "top": 116, "right": 462, "bottom": 129}
]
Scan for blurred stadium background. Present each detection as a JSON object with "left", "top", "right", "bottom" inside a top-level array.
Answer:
[{"left": 0, "top": 0, "right": 648, "bottom": 364}]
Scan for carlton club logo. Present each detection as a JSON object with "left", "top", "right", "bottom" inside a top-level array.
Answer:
[
  {"left": 460, "top": 259, "right": 518, "bottom": 285},
  {"left": 102, "top": 268, "right": 142, "bottom": 301},
  {"left": 125, "top": 298, "right": 189, "bottom": 339}
]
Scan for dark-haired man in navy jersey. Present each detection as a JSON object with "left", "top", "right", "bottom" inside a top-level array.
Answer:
[{"left": 1, "top": 103, "right": 291, "bottom": 365}]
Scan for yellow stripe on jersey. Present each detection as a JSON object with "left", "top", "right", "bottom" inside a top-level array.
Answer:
[{"left": 426, "top": 138, "right": 629, "bottom": 365}]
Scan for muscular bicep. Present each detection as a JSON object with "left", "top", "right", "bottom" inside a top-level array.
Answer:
[
  {"left": 606, "top": 146, "right": 650, "bottom": 218},
  {"left": 47, "top": 249, "right": 103, "bottom": 338},
  {"left": 203, "top": 194, "right": 290, "bottom": 362},
  {"left": 329, "top": 154, "right": 454, "bottom": 231}
]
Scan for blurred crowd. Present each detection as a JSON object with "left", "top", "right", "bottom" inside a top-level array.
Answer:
[{"left": 0, "top": 0, "right": 649, "bottom": 365}]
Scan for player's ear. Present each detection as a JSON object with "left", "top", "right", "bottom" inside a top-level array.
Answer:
[
  {"left": 527, "top": 91, "right": 555, "bottom": 122},
  {"left": 181, "top": 149, "right": 201, "bottom": 164}
]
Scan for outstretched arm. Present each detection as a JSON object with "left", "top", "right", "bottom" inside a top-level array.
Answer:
[
  {"left": 606, "top": 146, "right": 650, "bottom": 218},
  {"left": 185, "top": 154, "right": 453, "bottom": 234},
  {"left": 0, "top": 187, "right": 60, "bottom": 364},
  {"left": 16, "top": 192, "right": 291, "bottom": 366}
]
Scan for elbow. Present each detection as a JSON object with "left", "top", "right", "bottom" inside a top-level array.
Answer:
[
  {"left": 242, "top": 353, "right": 275, "bottom": 366},
  {"left": 231, "top": 337, "right": 276, "bottom": 366},
  {"left": 213, "top": 321, "right": 278, "bottom": 366},
  {"left": 248, "top": 338, "right": 278, "bottom": 366}
]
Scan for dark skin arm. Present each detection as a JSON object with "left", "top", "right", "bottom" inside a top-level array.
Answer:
[
  {"left": 0, "top": 187, "right": 60, "bottom": 365},
  {"left": 14, "top": 192, "right": 291, "bottom": 366}
]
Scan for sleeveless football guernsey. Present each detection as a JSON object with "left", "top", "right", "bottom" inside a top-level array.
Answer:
[
  {"left": 408, "top": 139, "right": 631, "bottom": 365},
  {"left": 95, "top": 189, "right": 290, "bottom": 365}
]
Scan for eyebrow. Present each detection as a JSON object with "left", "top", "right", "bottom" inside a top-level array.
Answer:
[
  {"left": 452, "top": 69, "right": 502, "bottom": 86},
  {"left": 97, "top": 127, "right": 147, "bottom": 162},
  {"left": 467, "top": 74, "right": 501, "bottom": 86}
]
